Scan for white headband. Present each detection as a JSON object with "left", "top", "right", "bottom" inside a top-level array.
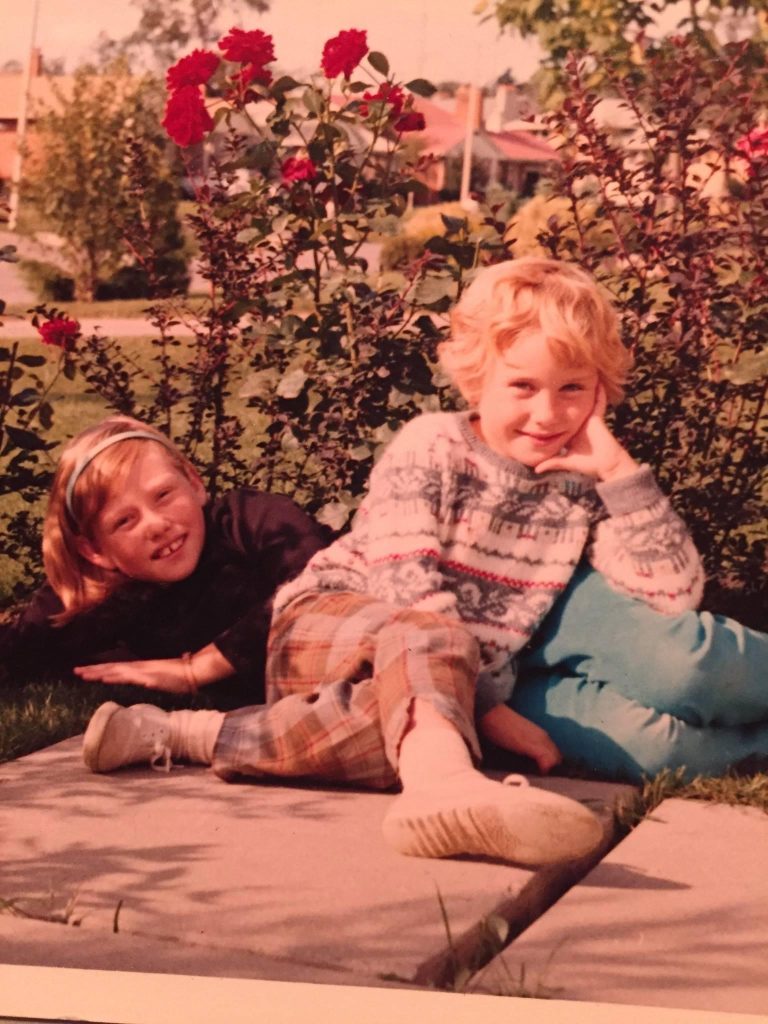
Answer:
[{"left": 64, "top": 430, "right": 175, "bottom": 519}]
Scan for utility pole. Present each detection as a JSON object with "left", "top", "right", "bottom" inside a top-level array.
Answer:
[
  {"left": 8, "top": 0, "right": 41, "bottom": 232},
  {"left": 459, "top": 83, "right": 481, "bottom": 209}
]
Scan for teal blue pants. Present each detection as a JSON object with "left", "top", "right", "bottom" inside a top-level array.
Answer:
[{"left": 510, "top": 565, "right": 768, "bottom": 782}]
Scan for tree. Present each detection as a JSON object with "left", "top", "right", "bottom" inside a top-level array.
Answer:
[
  {"left": 99, "top": 0, "right": 270, "bottom": 68},
  {"left": 23, "top": 61, "right": 186, "bottom": 301},
  {"left": 477, "top": 0, "right": 768, "bottom": 100}
]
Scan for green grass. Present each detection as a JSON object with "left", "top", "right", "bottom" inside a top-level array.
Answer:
[
  {"left": 0, "top": 673, "right": 226, "bottom": 765},
  {"left": 0, "top": 679, "right": 105, "bottom": 764},
  {"left": 5, "top": 296, "right": 211, "bottom": 319},
  {"left": 616, "top": 766, "right": 768, "bottom": 830}
]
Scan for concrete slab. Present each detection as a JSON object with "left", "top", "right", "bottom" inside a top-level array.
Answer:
[
  {"left": 1, "top": 736, "right": 631, "bottom": 990},
  {"left": 3, "top": 965, "right": 757, "bottom": 1024},
  {"left": 474, "top": 798, "right": 768, "bottom": 1015}
]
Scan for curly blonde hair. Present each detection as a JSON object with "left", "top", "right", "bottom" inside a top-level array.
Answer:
[
  {"left": 438, "top": 257, "right": 633, "bottom": 406},
  {"left": 43, "top": 416, "right": 199, "bottom": 623}
]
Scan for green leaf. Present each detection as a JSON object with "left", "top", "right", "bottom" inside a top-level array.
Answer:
[
  {"left": 238, "top": 367, "right": 280, "bottom": 399},
  {"left": 303, "top": 87, "right": 324, "bottom": 116},
  {"left": 4, "top": 425, "right": 48, "bottom": 451},
  {"left": 368, "top": 51, "right": 390, "bottom": 76},
  {"left": 316, "top": 500, "right": 352, "bottom": 532},
  {"left": 212, "top": 105, "right": 230, "bottom": 127},
  {"left": 276, "top": 368, "right": 308, "bottom": 399},
  {"left": 12, "top": 387, "right": 39, "bottom": 406},
  {"left": 721, "top": 351, "right": 768, "bottom": 386},
  {"left": 413, "top": 275, "right": 457, "bottom": 308},
  {"left": 440, "top": 214, "right": 468, "bottom": 234},
  {"left": 271, "top": 75, "right": 302, "bottom": 97},
  {"left": 39, "top": 401, "right": 54, "bottom": 430},
  {"left": 404, "top": 78, "right": 437, "bottom": 97},
  {"left": 245, "top": 140, "right": 276, "bottom": 170},
  {"left": 17, "top": 355, "right": 47, "bottom": 367},
  {"left": 349, "top": 444, "right": 372, "bottom": 461}
]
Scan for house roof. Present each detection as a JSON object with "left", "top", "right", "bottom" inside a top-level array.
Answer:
[
  {"left": 0, "top": 73, "right": 75, "bottom": 121},
  {"left": 412, "top": 96, "right": 558, "bottom": 165}
]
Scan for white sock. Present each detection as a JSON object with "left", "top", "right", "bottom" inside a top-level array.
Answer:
[
  {"left": 168, "top": 710, "right": 224, "bottom": 764},
  {"left": 397, "top": 724, "right": 478, "bottom": 792}
]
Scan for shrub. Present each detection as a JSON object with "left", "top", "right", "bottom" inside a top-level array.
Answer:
[
  {"left": 381, "top": 201, "right": 499, "bottom": 271},
  {"left": 18, "top": 259, "right": 75, "bottom": 303},
  {"left": 535, "top": 38, "right": 768, "bottom": 624}
]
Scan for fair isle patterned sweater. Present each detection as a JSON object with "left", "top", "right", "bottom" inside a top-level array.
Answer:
[{"left": 276, "top": 412, "right": 706, "bottom": 713}]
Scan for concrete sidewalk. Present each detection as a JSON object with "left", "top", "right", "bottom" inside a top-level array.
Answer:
[
  {"left": 1, "top": 736, "right": 628, "bottom": 993},
  {"left": 2, "top": 735, "right": 767, "bottom": 1020},
  {"left": 474, "top": 797, "right": 768, "bottom": 1016}
]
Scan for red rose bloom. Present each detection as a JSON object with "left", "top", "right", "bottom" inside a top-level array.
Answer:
[
  {"left": 360, "top": 83, "right": 405, "bottom": 119},
  {"left": 281, "top": 157, "right": 317, "bottom": 184},
  {"left": 38, "top": 317, "right": 80, "bottom": 351},
  {"left": 166, "top": 49, "right": 220, "bottom": 91},
  {"left": 394, "top": 110, "right": 426, "bottom": 133},
  {"left": 219, "top": 27, "right": 275, "bottom": 66},
  {"left": 236, "top": 62, "right": 273, "bottom": 87},
  {"left": 321, "top": 29, "right": 368, "bottom": 79},
  {"left": 162, "top": 85, "right": 214, "bottom": 147}
]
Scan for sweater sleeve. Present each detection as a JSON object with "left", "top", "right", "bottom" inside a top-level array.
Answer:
[
  {"left": 205, "top": 490, "right": 327, "bottom": 674},
  {"left": 589, "top": 465, "right": 705, "bottom": 613}
]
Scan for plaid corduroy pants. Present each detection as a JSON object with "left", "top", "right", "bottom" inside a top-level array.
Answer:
[{"left": 212, "top": 591, "right": 481, "bottom": 788}]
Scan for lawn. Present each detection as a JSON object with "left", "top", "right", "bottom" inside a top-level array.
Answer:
[{"left": 5, "top": 298, "right": 170, "bottom": 320}]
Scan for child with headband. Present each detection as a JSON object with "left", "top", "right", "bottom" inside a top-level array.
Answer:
[
  {"left": 9, "top": 413, "right": 605, "bottom": 867},
  {"left": 1, "top": 415, "right": 326, "bottom": 708}
]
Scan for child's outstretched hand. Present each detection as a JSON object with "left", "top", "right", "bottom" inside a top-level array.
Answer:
[
  {"left": 74, "top": 645, "right": 234, "bottom": 693},
  {"left": 534, "top": 384, "right": 640, "bottom": 481},
  {"left": 479, "top": 704, "right": 562, "bottom": 775},
  {"left": 74, "top": 657, "right": 197, "bottom": 693}
]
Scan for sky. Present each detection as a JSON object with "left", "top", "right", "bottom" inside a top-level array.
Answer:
[{"left": 1, "top": 0, "right": 545, "bottom": 86}]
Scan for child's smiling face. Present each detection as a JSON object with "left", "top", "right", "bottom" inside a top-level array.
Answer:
[
  {"left": 79, "top": 444, "right": 207, "bottom": 585},
  {"left": 473, "top": 330, "right": 599, "bottom": 467}
]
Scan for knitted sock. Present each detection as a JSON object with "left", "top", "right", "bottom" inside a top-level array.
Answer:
[
  {"left": 385, "top": 723, "right": 602, "bottom": 866},
  {"left": 397, "top": 722, "right": 477, "bottom": 791},
  {"left": 168, "top": 710, "right": 225, "bottom": 764}
]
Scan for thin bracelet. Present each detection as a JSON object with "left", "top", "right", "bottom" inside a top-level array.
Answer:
[{"left": 181, "top": 652, "right": 199, "bottom": 694}]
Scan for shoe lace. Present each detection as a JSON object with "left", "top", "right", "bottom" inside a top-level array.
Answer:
[{"left": 149, "top": 736, "right": 172, "bottom": 773}]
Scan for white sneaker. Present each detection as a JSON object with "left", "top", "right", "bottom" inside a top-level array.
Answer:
[
  {"left": 83, "top": 702, "right": 173, "bottom": 774},
  {"left": 382, "top": 773, "right": 603, "bottom": 866}
]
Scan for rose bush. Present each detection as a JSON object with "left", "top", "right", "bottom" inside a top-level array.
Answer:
[
  {"left": 149, "top": 26, "right": 505, "bottom": 508},
  {"left": 8, "top": 27, "right": 504, "bottom": 554}
]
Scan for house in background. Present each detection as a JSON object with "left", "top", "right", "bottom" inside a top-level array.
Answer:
[
  {"left": 1, "top": 54, "right": 559, "bottom": 212},
  {"left": 410, "top": 83, "right": 559, "bottom": 201},
  {"left": 0, "top": 51, "right": 68, "bottom": 187}
]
